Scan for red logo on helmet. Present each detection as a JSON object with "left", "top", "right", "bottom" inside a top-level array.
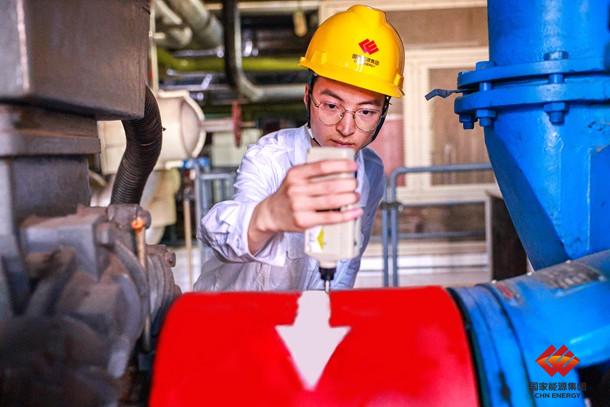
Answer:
[{"left": 359, "top": 39, "right": 379, "bottom": 55}]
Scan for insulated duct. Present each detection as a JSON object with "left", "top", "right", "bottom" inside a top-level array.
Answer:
[
  {"left": 165, "top": 0, "right": 223, "bottom": 49},
  {"left": 155, "top": 0, "right": 193, "bottom": 49},
  {"left": 222, "top": 0, "right": 305, "bottom": 102}
]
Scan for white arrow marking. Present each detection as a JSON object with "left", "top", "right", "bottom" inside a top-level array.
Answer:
[{"left": 276, "top": 291, "right": 350, "bottom": 390}]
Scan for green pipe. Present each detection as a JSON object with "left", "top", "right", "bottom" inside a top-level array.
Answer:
[{"left": 157, "top": 48, "right": 302, "bottom": 73}]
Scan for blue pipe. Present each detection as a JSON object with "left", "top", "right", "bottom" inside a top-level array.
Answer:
[
  {"left": 453, "top": 0, "right": 610, "bottom": 269},
  {"left": 451, "top": 250, "right": 610, "bottom": 406}
]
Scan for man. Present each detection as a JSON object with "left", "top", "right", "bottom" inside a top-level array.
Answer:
[{"left": 195, "top": 4, "right": 404, "bottom": 291}]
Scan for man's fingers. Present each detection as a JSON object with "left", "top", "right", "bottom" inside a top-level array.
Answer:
[
  {"left": 291, "top": 192, "right": 360, "bottom": 211},
  {"left": 306, "top": 207, "right": 364, "bottom": 227},
  {"left": 287, "top": 159, "right": 357, "bottom": 183},
  {"left": 287, "top": 178, "right": 358, "bottom": 198}
]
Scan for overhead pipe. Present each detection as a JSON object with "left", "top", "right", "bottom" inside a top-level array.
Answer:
[
  {"left": 154, "top": 0, "right": 193, "bottom": 49},
  {"left": 156, "top": 48, "right": 301, "bottom": 73},
  {"left": 165, "top": 0, "right": 223, "bottom": 49},
  {"left": 222, "top": 0, "right": 304, "bottom": 102}
]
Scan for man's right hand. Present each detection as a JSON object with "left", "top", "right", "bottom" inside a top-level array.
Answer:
[{"left": 247, "top": 159, "right": 362, "bottom": 254}]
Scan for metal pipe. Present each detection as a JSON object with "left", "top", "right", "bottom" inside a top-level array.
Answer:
[
  {"left": 397, "top": 231, "right": 485, "bottom": 240},
  {"left": 401, "top": 199, "right": 493, "bottom": 208},
  {"left": 193, "top": 161, "right": 205, "bottom": 271},
  {"left": 165, "top": 0, "right": 223, "bottom": 49},
  {"left": 386, "top": 163, "right": 493, "bottom": 287},
  {"left": 222, "top": 0, "right": 304, "bottom": 102},
  {"left": 389, "top": 163, "right": 493, "bottom": 192},
  {"left": 206, "top": 1, "right": 320, "bottom": 14},
  {"left": 183, "top": 188, "right": 193, "bottom": 291},
  {"left": 155, "top": 0, "right": 193, "bottom": 49},
  {"left": 381, "top": 181, "right": 390, "bottom": 287},
  {"left": 391, "top": 194, "right": 399, "bottom": 287},
  {"left": 157, "top": 48, "right": 301, "bottom": 72},
  {"left": 131, "top": 216, "right": 151, "bottom": 353},
  {"left": 198, "top": 172, "right": 237, "bottom": 182}
]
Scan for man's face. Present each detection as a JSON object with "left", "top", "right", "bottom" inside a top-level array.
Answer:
[{"left": 305, "top": 77, "right": 386, "bottom": 151}]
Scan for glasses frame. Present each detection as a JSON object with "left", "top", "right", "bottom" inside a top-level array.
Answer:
[{"left": 309, "top": 94, "right": 384, "bottom": 133}]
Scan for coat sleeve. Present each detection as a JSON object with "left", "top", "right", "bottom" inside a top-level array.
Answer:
[{"left": 198, "top": 143, "right": 289, "bottom": 267}]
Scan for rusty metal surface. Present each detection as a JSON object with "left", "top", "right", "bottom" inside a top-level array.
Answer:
[
  {"left": 0, "top": 105, "right": 99, "bottom": 156},
  {"left": 1, "top": 204, "right": 181, "bottom": 406},
  {"left": 0, "top": 0, "right": 149, "bottom": 119}
]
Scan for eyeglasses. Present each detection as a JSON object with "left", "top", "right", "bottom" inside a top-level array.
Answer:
[{"left": 310, "top": 94, "right": 383, "bottom": 133}]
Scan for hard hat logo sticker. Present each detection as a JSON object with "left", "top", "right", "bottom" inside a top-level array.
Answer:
[{"left": 359, "top": 39, "right": 379, "bottom": 54}]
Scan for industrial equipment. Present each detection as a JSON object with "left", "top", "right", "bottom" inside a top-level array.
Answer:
[
  {"left": 151, "top": 0, "right": 610, "bottom": 406},
  {"left": 0, "top": 1, "right": 180, "bottom": 405},
  {"left": 449, "top": 0, "right": 610, "bottom": 270},
  {"left": 1, "top": 0, "right": 609, "bottom": 406},
  {"left": 94, "top": 90, "right": 207, "bottom": 243}
]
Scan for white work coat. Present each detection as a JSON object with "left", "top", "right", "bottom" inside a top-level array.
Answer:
[{"left": 195, "top": 126, "right": 384, "bottom": 291}]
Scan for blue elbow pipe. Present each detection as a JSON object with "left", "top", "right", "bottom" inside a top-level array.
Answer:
[{"left": 454, "top": 0, "right": 610, "bottom": 269}]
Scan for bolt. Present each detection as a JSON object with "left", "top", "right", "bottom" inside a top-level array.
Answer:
[
  {"left": 479, "top": 117, "right": 493, "bottom": 127},
  {"left": 459, "top": 113, "right": 475, "bottom": 130},
  {"left": 548, "top": 73, "right": 564, "bottom": 84},
  {"left": 476, "top": 109, "right": 496, "bottom": 128},
  {"left": 548, "top": 111, "right": 565, "bottom": 124},
  {"left": 544, "top": 102, "right": 568, "bottom": 124},
  {"left": 479, "top": 81, "right": 492, "bottom": 92}
]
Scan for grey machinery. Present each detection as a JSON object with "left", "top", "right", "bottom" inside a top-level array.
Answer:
[{"left": 0, "top": 1, "right": 180, "bottom": 405}]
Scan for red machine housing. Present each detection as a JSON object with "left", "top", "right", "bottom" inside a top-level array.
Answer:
[{"left": 151, "top": 287, "right": 478, "bottom": 406}]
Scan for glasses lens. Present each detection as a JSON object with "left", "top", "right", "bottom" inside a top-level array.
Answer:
[
  {"left": 313, "top": 98, "right": 382, "bottom": 132},
  {"left": 317, "top": 102, "right": 343, "bottom": 125},
  {"left": 355, "top": 109, "right": 382, "bottom": 132}
]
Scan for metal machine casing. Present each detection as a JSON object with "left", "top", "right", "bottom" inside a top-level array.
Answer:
[
  {"left": 0, "top": 0, "right": 149, "bottom": 119},
  {"left": 151, "top": 288, "right": 479, "bottom": 406}
]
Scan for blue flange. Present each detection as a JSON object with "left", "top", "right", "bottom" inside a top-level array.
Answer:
[
  {"left": 453, "top": 0, "right": 610, "bottom": 268},
  {"left": 451, "top": 250, "right": 610, "bottom": 406}
]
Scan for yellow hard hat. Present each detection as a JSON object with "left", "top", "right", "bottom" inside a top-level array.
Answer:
[{"left": 299, "top": 5, "right": 404, "bottom": 98}]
